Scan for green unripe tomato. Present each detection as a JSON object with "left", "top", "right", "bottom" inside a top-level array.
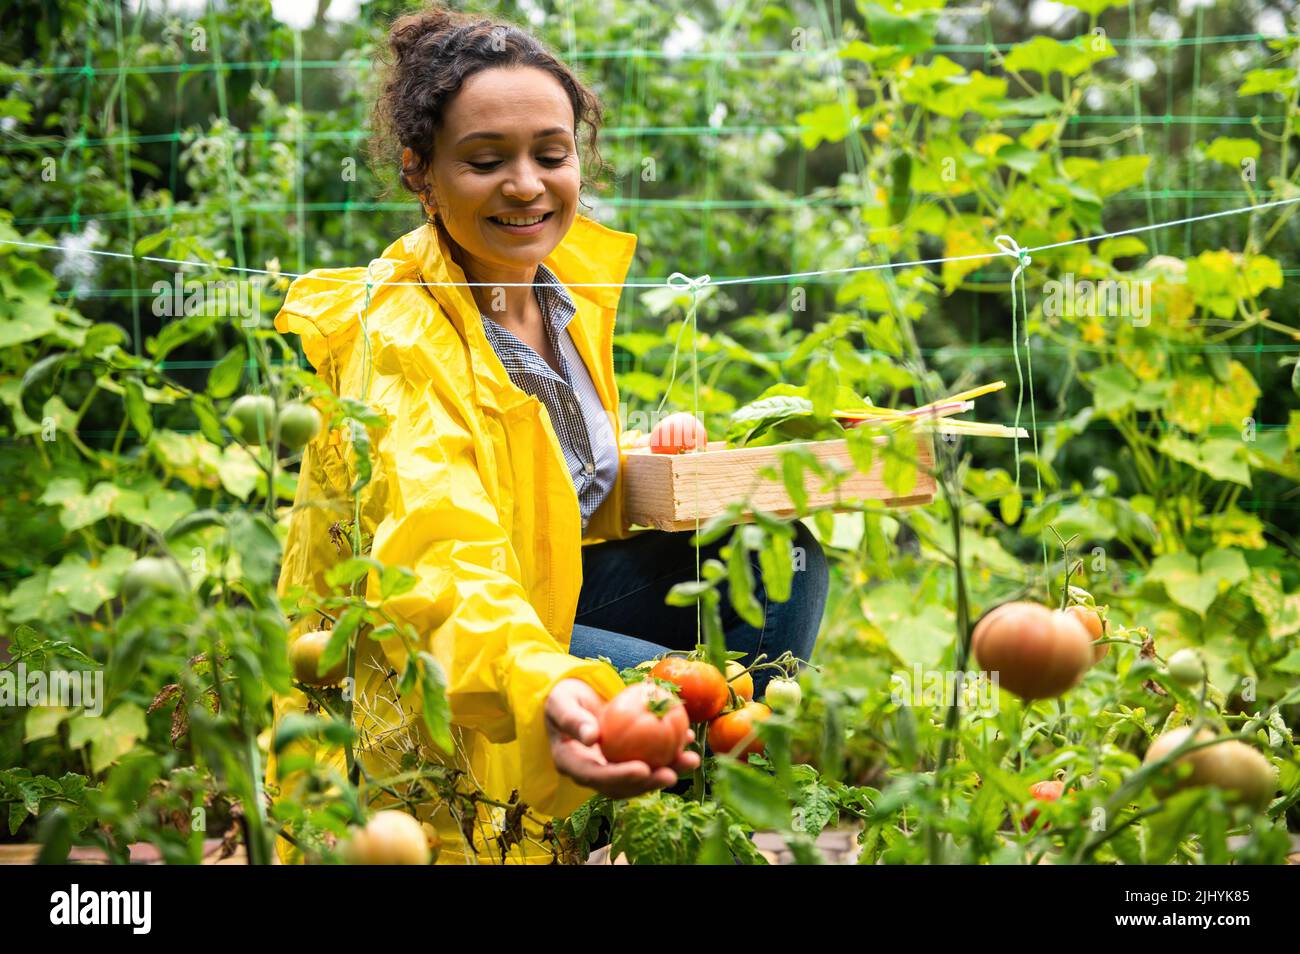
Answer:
[
  {"left": 121, "top": 556, "right": 189, "bottom": 602},
  {"left": 226, "top": 394, "right": 276, "bottom": 445},
  {"left": 277, "top": 402, "right": 322, "bottom": 450},
  {"left": 1166, "top": 648, "right": 1205, "bottom": 686},
  {"left": 764, "top": 677, "right": 802, "bottom": 713}
]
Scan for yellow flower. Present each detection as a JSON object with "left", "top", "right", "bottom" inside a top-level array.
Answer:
[{"left": 1082, "top": 319, "right": 1105, "bottom": 344}]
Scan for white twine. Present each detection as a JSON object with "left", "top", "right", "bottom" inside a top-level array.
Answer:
[{"left": 1, "top": 195, "right": 1296, "bottom": 291}]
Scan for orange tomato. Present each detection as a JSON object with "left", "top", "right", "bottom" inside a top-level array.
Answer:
[
  {"left": 708, "top": 701, "right": 771, "bottom": 758},
  {"left": 1063, "top": 604, "right": 1107, "bottom": 663}
]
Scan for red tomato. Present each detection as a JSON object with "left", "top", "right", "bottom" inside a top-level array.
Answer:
[
  {"left": 1063, "top": 604, "right": 1107, "bottom": 663},
  {"left": 648, "top": 412, "right": 708, "bottom": 455},
  {"left": 650, "top": 657, "right": 728, "bottom": 722},
  {"left": 597, "top": 682, "right": 690, "bottom": 769},
  {"left": 707, "top": 701, "right": 771, "bottom": 758},
  {"left": 1022, "top": 780, "right": 1067, "bottom": 832},
  {"left": 972, "top": 601, "right": 1093, "bottom": 700}
]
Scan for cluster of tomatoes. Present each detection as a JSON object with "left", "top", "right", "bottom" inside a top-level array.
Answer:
[
  {"left": 977, "top": 600, "right": 1279, "bottom": 829},
  {"left": 597, "top": 656, "right": 802, "bottom": 769},
  {"left": 226, "top": 394, "right": 323, "bottom": 451}
]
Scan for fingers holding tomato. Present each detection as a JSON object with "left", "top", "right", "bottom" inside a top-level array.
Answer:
[{"left": 598, "top": 681, "right": 691, "bottom": 769}]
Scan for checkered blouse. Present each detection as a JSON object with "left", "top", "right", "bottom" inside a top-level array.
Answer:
[{"left": 479, "top": 263, "right": 619, "bottom": 533}]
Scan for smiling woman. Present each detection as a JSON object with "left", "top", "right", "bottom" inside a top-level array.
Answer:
[{"left": 268, "top": 2, "right": 827, "bottom": 865}]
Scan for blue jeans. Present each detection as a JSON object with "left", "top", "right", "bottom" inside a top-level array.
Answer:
[{"left": 570, "top": 520, "right": 829, "bottom": 698}]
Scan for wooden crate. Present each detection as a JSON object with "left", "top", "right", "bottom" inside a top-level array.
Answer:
[{"left": 623, "top": 435, "right": 936, "bottom": 532}]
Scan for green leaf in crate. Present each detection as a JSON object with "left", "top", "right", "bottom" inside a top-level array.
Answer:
[
  {"left": 882, "top": 426, "right": 918, "bottom": 497},
  {"left": 846, "top": 425, "right": 876, "bottom": 473},
  {"left": 780, "top": 451, "right": 809, "bottom": 512}
]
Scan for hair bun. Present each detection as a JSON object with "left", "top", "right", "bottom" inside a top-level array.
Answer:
[{"left": 388, "top": 6, "right": 462, "bottom": 61}]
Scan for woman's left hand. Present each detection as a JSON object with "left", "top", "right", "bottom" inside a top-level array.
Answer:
[{"left": 545, "top": 677, "right": 700, "bottom": 799}]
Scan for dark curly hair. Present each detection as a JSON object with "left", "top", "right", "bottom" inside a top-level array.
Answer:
[{"left": 370, "top": 3, "right": 611, "bottom": 224}]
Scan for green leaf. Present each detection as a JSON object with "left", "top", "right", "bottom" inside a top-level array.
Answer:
[
  {"left": 863, "top": 5, "right": 936, "bottom": 55},
  {"left": 780, "top": 452, "right": 809, "bottom": 512},
  {"left": 206, "top": 344, "right": 245, "bottom": 399},
  {"left": 321, "top": 605, "right": 363, "bottom": 675},
  {"left": 1147, "top": 548, "right": 1250, "bottom": 617},
  {"left": 1064, "top": 0, "right": 1127, "bottom": 14},
  {"left": 25, "top": 707, "right": 73, "bottom": 743},
  {"left": 714, "top": 760, "right": 790, "bottom": 830},
  {"left": 882, "top": 426, "right": 918, "bottom": 497},
  {"left": 867, "top": 581, "right": 953, "bottom": 670},
  {"left": 1003, "top": 35, "right": 1115, "bottom": 77},
  {"left": 380, "top": 565, "right": 417, "bottom": 600},
  {"left": 758, "top": 527, "right": 795, "bottom": 603},
  {"left": 191, "top": 394, "right": 226, "bottom": 444},
  {"left": 1203, "top": 137, "right": 1260, "bottom": 167},
  {"left": 48, "top": 547, "right": 135, "bottom": 615},
  {"left": 164, "top": 508, "right": 226, "bottom": 540},
  {"left": 418, "top": 651, "right": 453, "bottom": 754},
  {"left": 727, "top": 533, "right": 765, "bottom": 629},
  {"left": 846, "top": 425, "right": 876, "bottom": 474},
  {"left": 1157, "top": 435, "right": 1252, "bottom": 487},
  {"left": 67, "top": 704, "right": 147, "bottom": 774},
  {"left": 999, "top": 490, "right": 1022, "bottom": 525},
  {"left": 123, "top": 379, "right": 153, "bottom": 440},
  {"left": 325, "top": 557, "right": 381, "bottom": 589},
  {"left": 996, "top": 143, "right": 1042, "bottom": 175},
  {"left": 1143, "top": 789, "right": 1209, "bottom": 864},
  {"left": 224, "top": 511, "right": 282, "bottom": 587},
  {"left": 1238, "top": 68, "right": 1296, "bottom": 96}
]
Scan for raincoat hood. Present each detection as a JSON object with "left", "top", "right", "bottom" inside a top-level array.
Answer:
[{"left": 269, "top": 213, "right": 643, "bottom": 864}]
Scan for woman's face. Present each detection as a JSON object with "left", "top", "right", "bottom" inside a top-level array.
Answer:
[{"left": 420, "top": 66, "right": 581, "bottom": 275}]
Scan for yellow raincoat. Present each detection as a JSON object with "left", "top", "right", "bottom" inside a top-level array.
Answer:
[{"left": 269, "top": 214, "right": 643, "bottom": 864}]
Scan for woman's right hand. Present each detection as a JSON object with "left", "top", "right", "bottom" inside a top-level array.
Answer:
[{"left": 544, "top": 678, "right": 699, "bottom": 799}]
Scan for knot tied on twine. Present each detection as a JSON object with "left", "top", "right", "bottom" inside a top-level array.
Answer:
[
  {"left": 994, "top": 234, "right": 1033, "bottom": 278},
  {"left": 666, "top": 271, "right": 713, "bottom": 295}
]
